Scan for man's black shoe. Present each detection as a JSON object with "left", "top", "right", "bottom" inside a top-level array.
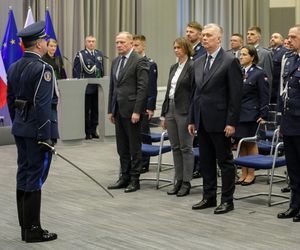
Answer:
[
  {"left": 124, "top": 181, "right": 140, "bottom": 193},
  {"left": 277, "top": 208, "right": 299, "bottom": 219},
  {"left": 192, "top": 170, "right": 202, "bottom": 179},
  {"left": 281, "top": 185, "right": 291, "bottom": 193},
  {"left": 293, "top": 211, "right": 300, "bottom": 222},
  {"left": 214, "top": 202, "right": 234, "bottom": 214},
  {"left": 140, "top": 167, "right": 149, "bottom": 174},
  {"left": 25, "top": 226, "right": 57, "bottom": 243},
  {"left": 85, "top": 134, "right": 92, "bottom": 140},
  {"left": 192, "top": 198, "right": 217, "bottom": 210},
  {"left": 91, "top": 133, "right": 100, "bottom": 139},
  {"left": 107, "top": 179, "right": 129, "bottom": 189}
]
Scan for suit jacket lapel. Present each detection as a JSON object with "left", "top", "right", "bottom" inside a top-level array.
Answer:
[
  {"left": 118, "top": 52, "right": 135, "bottom": 82},
  {"left": 201, "top": 49, "right": 224, "bottom": 89},
  {"left": 175, "top": 60, "right": 189, "bottom": 91}
]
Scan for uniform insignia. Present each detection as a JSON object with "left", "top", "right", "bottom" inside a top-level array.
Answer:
[
  {"left": 85, "top": 51, "right": 88, "bottom": 54},
  {"left": 97, "top": 56, "right": 102, "bottom": 62},
  {"left": 298, "top": 67, "right": 300, "bottom": 71},
  {"left": 44, "top": 71, "right": 52, "bottom": 81},
  {"left": 264, "top": 77, "right": 268, "bottom": 81},
  {"left": 286, "top": 61, "right": 290, "bottom": 65}
]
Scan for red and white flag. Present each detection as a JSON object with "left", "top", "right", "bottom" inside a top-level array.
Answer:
[
  {"left": 24, "top": 7, "right": 35, "bottom": 28},
  {"left": 0, "top": 51, "right": 7, "bottom": 108}
]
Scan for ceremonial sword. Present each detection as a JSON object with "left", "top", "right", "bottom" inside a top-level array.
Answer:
[{"left": 38, "top": 141, "right": 114, "bottom": 198}]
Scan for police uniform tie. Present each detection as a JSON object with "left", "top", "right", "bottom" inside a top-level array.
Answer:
[{"left": 203, "top": 55, "right": 212, "bottom": 78}]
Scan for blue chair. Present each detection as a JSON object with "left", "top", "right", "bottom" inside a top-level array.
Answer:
[
  {"left": 140, "top": 131, "right": 173, "bottom": 189},
  {"left": 234, "top": 127, "right": 289, "bottom": 206}
]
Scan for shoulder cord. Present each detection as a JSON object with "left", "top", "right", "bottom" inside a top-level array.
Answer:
[{"left": 79, "top": 51, "right": 96, "bottom": 75}]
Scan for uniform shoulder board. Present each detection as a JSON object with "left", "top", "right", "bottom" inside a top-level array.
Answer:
[
  {"left": 256, "top": 65, "right": 263, "bottom": 70},
  {"left": 148, "top": 58, "right": 154, "bottom": 63},
  {"left": 285, "top": 50, "right": 294, "bottom": 58},
  {"left": 262, "top": 47, "right": 272, "bottom": 52}
]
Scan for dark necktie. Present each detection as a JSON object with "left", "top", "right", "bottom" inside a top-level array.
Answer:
[
  {"left": 203, "top": 55, "right": 212, "bottom": 78},
  {"left": 116, "top": 56, "right": 126, "bottom": 79}
]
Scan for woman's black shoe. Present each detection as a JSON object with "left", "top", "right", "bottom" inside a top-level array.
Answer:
[
  {"left": 176, "top": 182, "right": 191, "bottom": 197},
  {"left": 167, "top": 180, "right": 182, "bottom": 195}
]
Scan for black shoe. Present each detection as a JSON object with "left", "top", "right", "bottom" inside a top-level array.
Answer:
[
  {"left": 192, "top": 171, "right": 202, "bottom": 179},
  {"left": 167, "top": 180, "right": 183, "bottom": 195},
  {"left": 107, "top": 179, "right": 129, "bottom": 189},
  {"left": 281, "top": 185, "right": 291, "bottom": 193},
  {"left": 124, "top": 181, "right": 140, "bottom": 193},
  {"left": 214, "top": 201, "right": 234, "bottom": 214},
  {"left": 277, "top": 208, "right": 299, "bottom": 219},
  {"left": 91, "top": 133, "right": 99, "bottom": 139},
  {"left": 241, "top": 177, "right": 256, "bottom": 186},
  {"left": 176, "top": 182, "right": 191, "bottom": 197},
  {"left": 293, "top": 211, "right": 300, "bottom": 222},
  {"left": 85, "top": 134, "right": 92, "bottom": 140},
  {"left": 25, "top": 226, "right": 57, "bottom": 243},
  {"left": 192, "top": 198, "right": 217, "bottom": 210},
  {"left": 140, "top": 166, "right": 149, "bottom": 174}
]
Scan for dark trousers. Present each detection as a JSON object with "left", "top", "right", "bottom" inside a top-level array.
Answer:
[
  {"left": 283, "top": 135, "right": 300, "bottom": 209},
  {"left": 85, "top": 93, "right": 98, "bottom": 135},
  {"left": 140, "top": 112, "right": 150, "bottom": 169},
  {"left": 14, "top": 136, "right": 52, "bottom": 191},
  {"left": 115, "top": 110, "right": 142, "bottom": 181},
  {"left": 198, "top": 122, "right": 235, "bottom": 203}
]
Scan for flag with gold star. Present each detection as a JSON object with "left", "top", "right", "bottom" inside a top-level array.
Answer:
[{"left": 1, "top": 8, "right": 23, "bottom": 72}]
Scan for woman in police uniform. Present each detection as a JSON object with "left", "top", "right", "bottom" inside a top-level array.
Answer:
[{"left": 234, "top": 45, "right": 270, "bottom": 186}]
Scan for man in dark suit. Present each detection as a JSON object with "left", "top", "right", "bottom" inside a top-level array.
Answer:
[
  {"left": 186, "top": 21, "right": 206, "bottom": 61},
  {"left": 188, "top": 23, "right": 243, "bottom": 214},
  {"left": 73, "top": 36, "right": 104, "bottom": 139},
  {"left": 107, "top": 32, "right": 149, "bottom": 193},
  {"left": 247, "top": 26, "right": 273, "bottom": 90},
  {"left": 6, "top": 21, "right": 58, "bottom": 242},
  {"left": 133, "top": 34, "right": 158, "bottom": 173},
  {"left": 277, "top": 24, "right": 300, "bottom": 222}
]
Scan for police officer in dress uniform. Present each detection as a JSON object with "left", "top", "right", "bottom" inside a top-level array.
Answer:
[
  {"left": 73, "top": 36, "right": 104, "bottom": 139},
  {"left": 277, "top": 25, "right": 300, "bottom": 222},
  {"left": 133, "top": 35, "right": 158, "bottom": 173},
  {"left": 269, "top": 33, "right": 289, "bottom": 104},
  {"left": 6, "top": 21, "right": 58, "bottom": 242}
]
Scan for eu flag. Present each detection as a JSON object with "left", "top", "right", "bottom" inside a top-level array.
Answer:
[
  {"left": 45, "top": 9, "right": 67, "bottom": 78},
  {"left": 1, "top": 9, "right": 23, "bottom": 72}
]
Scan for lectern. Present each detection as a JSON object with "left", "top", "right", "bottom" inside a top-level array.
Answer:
[{"left": 57, "top": 77, "right": 114, "bottom": 143}]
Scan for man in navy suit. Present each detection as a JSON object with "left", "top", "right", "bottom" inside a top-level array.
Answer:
[
  {"left": 73, "top": 36, "right": 104, "bottom": 139},
  {"left": 188, "top": 23, "right": 242, "bottom": 214},
  {"left": 107, "top": 32, "right": 149, "bottom": 192},
  {"left": 133, "top": 34, "right": 158, "bottom": 173},
  {"left": 277, "top": 24, "right": 300, "bottom": 222},
  {"left": 186, "top": 21, "right": 206, "bottom": 61},
  {"left": 7, "top": 21, "right": 58, "bottom": 242}
]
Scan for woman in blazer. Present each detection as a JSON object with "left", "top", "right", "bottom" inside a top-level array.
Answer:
[
  {"left": 234, "top": 45, "right": 270, "bottom": 185},
  {"left": 161, "top": 37, "right": 195, "bottom": 196}
]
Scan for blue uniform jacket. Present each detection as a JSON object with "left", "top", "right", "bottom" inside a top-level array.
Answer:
[
  {"left": 239, "top": 65, "right": 270, "bottom": 122},
  {"left": 7, "top": 51, "right": 59, "bottom": 140},
  {"left": 145, "top": 57, "right": 158, "bottom": 111},
  {"left": 271, "top": 45, "right": 289, "bottom": 101},
  {"left": 192, "top": 42, "right": 206, "bottom": 61},
  {"left": 281, "top": 53, "right": 300, "bottom": 136},
  {"left": 73, "top": 49, "right": 104, "bottom": 94}
]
